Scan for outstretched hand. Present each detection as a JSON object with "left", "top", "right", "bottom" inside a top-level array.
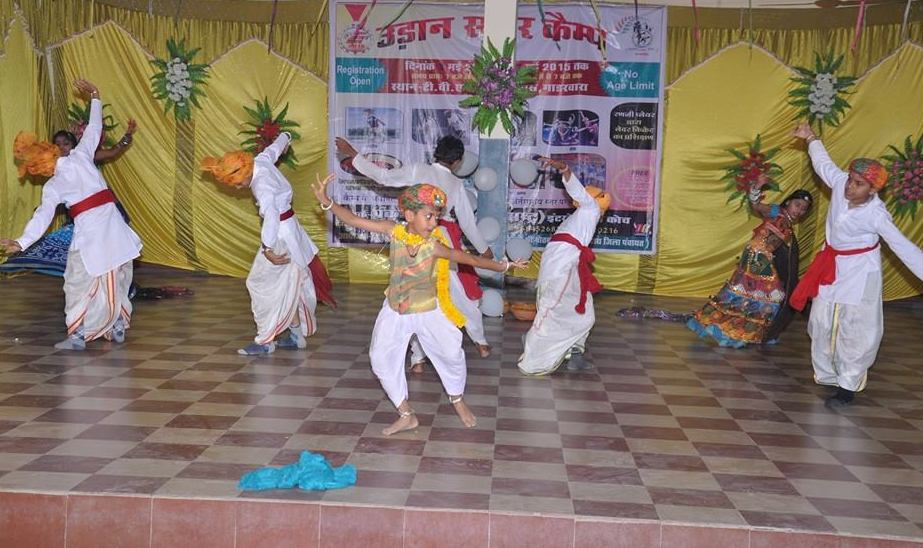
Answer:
[
  {"left": 74, "top": 79, "right": 99, "bottom": 99},
  {"left": 792, "top": 122, "right": 816, "bottom": 142},
  {"left": 506, "top": 258, "right": 530, "bottom": 270},
  {"left": 312, "top": 173, "right": 336, "bottom": 207},
  {"left": 0, "top": 238, "right": 22, "bottom": 254},
  {"left": 536, "top": 156, "right": 572, "bottom": 179},
  {"left": 125, "top": 119, "right": 138, "bottom": 135},
  {"left": 335, "top": 137, "right": 358, "bottom": 158}
]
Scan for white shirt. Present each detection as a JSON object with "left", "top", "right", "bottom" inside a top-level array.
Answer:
[
  {"left": 809, "top": 140, "right": 923, "bottom": 305},
  {"left": 351, "top": 155, "right": 489, "bottom": 254},
  {"left": 251, "top": 133, "right": 317, "bottom": 269},
  {"left": 15, "top": 99, "right": 142, "bottom": 276},
  {"left": 538, "top": 174, "right": 601, "bottom": 285}
]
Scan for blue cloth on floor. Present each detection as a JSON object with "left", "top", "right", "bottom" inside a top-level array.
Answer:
[{"left": 238, "top": 450, "right": 357, "bottom": 491}]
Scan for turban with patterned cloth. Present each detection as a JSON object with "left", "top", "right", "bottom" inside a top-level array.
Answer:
[
  {"left": 13, "top": 131, "right": 59, "bottom": 178},
  {"left": 201, "top": 151, "right": 254, "bottom": 186},
  {"left": 398, "top": 183, "right": 447, "bottom": 212},
  {"left": 848, "top": 158, "right": 888, "bottom": 191}
]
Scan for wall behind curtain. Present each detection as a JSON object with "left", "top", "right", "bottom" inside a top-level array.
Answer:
[{"left": 1, "top": 0, "right": 922, "bottom": 299}]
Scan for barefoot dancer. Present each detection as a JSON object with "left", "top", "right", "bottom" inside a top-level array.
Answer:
[{"left": 313, "top": 176, "right": 526, "bottom": 435}]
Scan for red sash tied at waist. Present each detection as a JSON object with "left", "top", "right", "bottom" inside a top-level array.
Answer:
[
  {"left": 280, "top": 209, "right": 295, "bottom": 221},
  {"left": 438, "top": 219, "right": 483, "bottom": 300},
  {"left": 549, "top": 233, "right": 602, "bottom": 314},
  {"left": 308, "top": 256, "right": 337, "bottom": 309},
  {"left": 789, "top": 241, "right": 880, "bottom": 311},
  {"left": 68, "top": 189, "right": 116, "bottom": 218}
]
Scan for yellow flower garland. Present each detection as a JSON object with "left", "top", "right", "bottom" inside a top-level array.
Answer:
[{"left": 392, "top": 224, "right": 467, "bottom": 328}]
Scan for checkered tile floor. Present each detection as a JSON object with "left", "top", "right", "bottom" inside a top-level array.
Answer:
[{"left": 1, "top": 268, "right": 922, "bottom": 541}]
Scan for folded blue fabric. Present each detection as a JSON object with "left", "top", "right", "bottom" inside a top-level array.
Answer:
[{"left": 238, "top": 450, "right": 357, "bottom": 491}]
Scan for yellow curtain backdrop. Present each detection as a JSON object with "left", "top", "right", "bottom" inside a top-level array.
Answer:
[
  {"left": 0, "top": 17, "right": 43, "bottom": 243},
  {"left": 2, "top": 0, "right": 922, "bottom": 300}
]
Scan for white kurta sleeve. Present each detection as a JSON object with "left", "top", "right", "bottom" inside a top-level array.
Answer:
[
  {"left": 253, "top": 185, "right": 281, "bottom": 249},
  {"left": 807, "top": 140, "right": 848, "bottom": 190},
  {"left": 562, "top": 173, "right": 595, "bottom": 210},
  {"left": 15, "top": 182, "right": 62, "bottom": 250},
  {"left": 75, "top": 98, "right": 103, "bottom": 160},
  {"left": 351, "top": 155, "right": 417, "bottom": 188},
  {"left": 876, "top": 210, "right": 923, "bottom": 281},
  {"left": 451, "top": 185, "right": 488, "bottom": 254},
  {"left": 256, "top": 132, "right": 291, "bottom": 165}
]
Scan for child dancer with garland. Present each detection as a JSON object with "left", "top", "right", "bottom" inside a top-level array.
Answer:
[{"left": 313, "top": 176, "right": 526, "bottom": 435}]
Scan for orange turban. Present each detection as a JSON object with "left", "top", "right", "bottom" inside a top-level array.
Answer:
[
  {"left": 201, "top": 151, "right": 254, "bottom": 186},
  {"left": 574, "top": 185, "right": 611, "bottom": 212},
  {"left": 13, "top": 131, "right": 59, "bottom": 178},
  {"left": 848, "top": 158, "right": 888, "bottom": 191}
]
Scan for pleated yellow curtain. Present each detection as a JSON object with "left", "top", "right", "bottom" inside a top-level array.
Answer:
[{"left": 2, "top": 0, "right": 922, "bottom": 300}]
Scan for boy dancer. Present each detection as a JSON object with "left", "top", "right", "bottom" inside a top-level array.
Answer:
[
  {"left": 336, "top": 135, "right": 493, "bottom": 369},
  {"left": 791, "top": 122, "right": 923, "bottom": 408},
  {"left": 313, "top": 176, "right": 526, "bottom": 435},
  {"left": 2, "top": 79, "right": 141, "bottom": 350},
  {"left": 202, "top": 133, "right": 335, "bottom": 356},
  {"left": 518, "top": 158, "right": 609, "bottom": 375}
]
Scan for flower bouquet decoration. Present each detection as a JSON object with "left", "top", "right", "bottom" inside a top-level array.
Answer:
[
  {"left": 788, "top": 52, "right": 855, "bottom": 134},
  {"left": 150, "top": 38, "right": 210, "bottom": 121},
  {"left": 239, "top": 98, "right": 301, "bottom": 169},
  {"left": 722, "top": 134, "right": 783, "bottom": 211},
  {"left": 882, "top": 134, "right": 923, "bottom": 220},
  {"left": 459, "top": 37, "right": 536, "bottom": 135}
]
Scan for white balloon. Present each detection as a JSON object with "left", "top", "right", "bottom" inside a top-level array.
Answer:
[
  {"left": 480, "top": 288, "right": 504, "bottom": 317},
  {"left": 477, "top": 216, "right": 501, "bottom": 243},
  {"left": 506, "top": 237, "right": 533, "bottom": 262},
  {"left": 453, "top": 150, "right": 479, "bottom": 178},
  {"left": 466, "top": 188, "right": 478, "bottom": 212},
  {"left": 473, "top": 167, "right": 498, "bottom": 191},
  {"left": 509, "top": 158, "right": 539, "bottom": 187}
]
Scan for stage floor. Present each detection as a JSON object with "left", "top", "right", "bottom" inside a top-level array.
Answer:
[{"left": 1, "top": 268, "right": 922, "bottom": 544}]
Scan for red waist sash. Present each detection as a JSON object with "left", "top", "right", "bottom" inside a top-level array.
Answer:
[
  {"left": 549, "top": 232, "right": 602, "bottom": 314},
  {"left": 308, "top": 256, "right": 337, "bottom": 309},
  {"left": 789, "top": 241, "right": 879, "bottom": 311},
  {"left": 68, "top": 189, "right": 116, "bottom": 218},
  {"left": 438, "top": 219, "right": 483, "bottom": 300},
  {"left": 280, "top": 209, "right": 295, "bottom": 221}
]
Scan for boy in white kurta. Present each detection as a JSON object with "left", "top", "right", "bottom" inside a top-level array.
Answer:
[
  {"left": 336, "top": 136, "right": 493, "bottom": 367},
  {"left": 2, "top": 80, "right": 142, "bottom": 350},
  {"left": 201, "top": 133, "right": 335, "bottom": 356},
  {"left": 791, "top": 123, "right": 923, "bottom": 408},
  {"left": 312, "top": 178, "right": 525, "bottom": 436},
  {"left": 518, "top": 158, "right": 609, "bottom": 376}
]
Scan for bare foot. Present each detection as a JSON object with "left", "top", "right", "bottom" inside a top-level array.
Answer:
[
  {"left": 382, "top": 413, "right": 419, "bottom": 436},
  {"left": 409, "top": 361, "right": 425, "bottom": 374},
  {"left": 452, "top": 399, "right": 477, "bottom": 428},
  {"left": 477, "top": 344, "right": 491, "bottom": 358}
]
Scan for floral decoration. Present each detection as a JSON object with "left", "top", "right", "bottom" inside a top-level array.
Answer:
[
  {"left": 459, "top": 37, "right": 536, "bottom": 135},
  {"left": 882, "top": 134, "right": 923, "bottom": 220},
  {"left": 788, "top": 52, "right": 855, "bottom": 134},
  {"left": 722, "top": 134, "right": 783, "bottom": 211},
  {"left": 240, "top": 98, "right": 301, "bottom": 169},
  {"left": 150, "top": 38, "right": 210, "bottom": 121}
]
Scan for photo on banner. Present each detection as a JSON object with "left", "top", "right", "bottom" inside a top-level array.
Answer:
[
  {"left": 509, "top": 5, "right": 667, "bottom": 253},
  {"left": 328, "top": 2, "right": 666, "bottom": 254},
  {"left": 328, "top": 1, "right": 484, "bottom": 247}
]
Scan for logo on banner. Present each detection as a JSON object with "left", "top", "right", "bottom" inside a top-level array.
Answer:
[
  {"left": 613, "top": 16, "right": 654, "bottom": 49},
  {"left": 338, "top": 4, "right": 373, "bottom": 54}
]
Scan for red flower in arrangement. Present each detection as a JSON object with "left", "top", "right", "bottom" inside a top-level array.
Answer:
[
  {"left": 882, "top": 135, "right": 923, "bottom": 219},
  {"left": 240, "top": 97, "right": 301, "bottom": 169},
  {"left": 721, "top": 134, "right": 783, "bottom": 212}
]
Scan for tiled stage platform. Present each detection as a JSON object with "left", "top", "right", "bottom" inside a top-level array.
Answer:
[{"left": 1, "top": 268, "right": 922, "bottom": 547}]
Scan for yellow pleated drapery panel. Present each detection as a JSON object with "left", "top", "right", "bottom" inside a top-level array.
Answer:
[
  {"left": 0, "top": 18, "right": 44, "bottom": 244},
  {"left": 2, "top": 1, "right": 923, "bottom": 299}
]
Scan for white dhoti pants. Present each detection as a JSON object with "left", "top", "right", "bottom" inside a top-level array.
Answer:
[
  {"left": 64, "top": 248, "right": 133, "bottom": 341},
  {"left": 370, "top": 300, "right": 466, "bottom": 408},
  {"left": 518, "top": 269, "right": 595, "bottom": 376},
  {"left": 808, "top": 273, "right": 883, "bottom": 392},
  {"left": 246, "top": 241, "right": 317, "bottom": 345}
]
